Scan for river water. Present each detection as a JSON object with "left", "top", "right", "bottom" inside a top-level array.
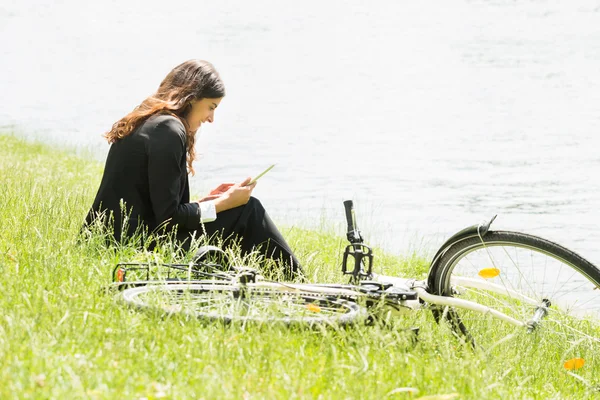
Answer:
[{"left": 1, "top": 0, "right": 599, "bottom": 267}]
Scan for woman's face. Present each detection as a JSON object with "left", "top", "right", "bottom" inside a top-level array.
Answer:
[{"left": 186, "top": 97, "right": 223, "bottom": 132}]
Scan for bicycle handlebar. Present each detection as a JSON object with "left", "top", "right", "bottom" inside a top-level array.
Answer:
[
  {"left": 343, "top": 200, "right": 363, "bottom": 244},
  {"left": 343, "top": 200, "right": 356, "bottom": 232}
]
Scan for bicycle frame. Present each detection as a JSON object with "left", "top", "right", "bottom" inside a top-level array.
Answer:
[
  {"left": 234, "top": 275, "right": 529, "bottom": 328},
  {"left": 378, "top": 274, "right": 538, "bottom": 326}
]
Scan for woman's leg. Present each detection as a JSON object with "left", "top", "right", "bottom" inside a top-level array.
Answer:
[{"left": 181, "top": 197, "right": 303, "bottom": 279}]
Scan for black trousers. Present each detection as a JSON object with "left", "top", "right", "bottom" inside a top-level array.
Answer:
[{"left": 177, "top": 197, "right": 303, "bottom": 279}]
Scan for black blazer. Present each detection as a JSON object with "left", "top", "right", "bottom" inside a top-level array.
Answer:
[{"left": 85, "top": 114, "right": 202, "bottom": 242}]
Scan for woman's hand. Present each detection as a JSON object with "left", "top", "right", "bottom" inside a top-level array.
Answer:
[
  {"left": 197, "top": 182, "right": 235, "bottom": 203},
  {"left": 213, "top": 177, "right": 257, "bottom": 213},
  {"left": 209, "top": 183, "right": 235, "bottom": 195},
  {"left": 197, "top": 194, "right": 221, "bottom": 202}
]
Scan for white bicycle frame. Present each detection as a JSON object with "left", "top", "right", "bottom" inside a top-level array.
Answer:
[{"left": 249, "top": 273, "right": 542, "bottom": 328}]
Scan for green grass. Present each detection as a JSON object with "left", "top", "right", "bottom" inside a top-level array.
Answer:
[{"left": 1, "top": 133, "right": 599, "bottom": 399}]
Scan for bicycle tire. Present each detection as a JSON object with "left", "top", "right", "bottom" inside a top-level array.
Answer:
[
  {"left": 120, "top": 282, "right": 366, "bottom": 326},
  {"left": 428, "top": 230, "right": 600, "bottom": 348}
]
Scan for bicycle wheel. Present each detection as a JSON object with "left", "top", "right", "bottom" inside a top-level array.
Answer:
[
  {"left": 120, "top": 282, "right": 366, "bottom": 326},
  {"left": 428, "top": 231, "right": 600, "bottom": 348}
]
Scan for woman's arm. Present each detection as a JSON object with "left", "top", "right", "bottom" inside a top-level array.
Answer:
[{"left": 146, "top": 116, "right": 202, "bottom": 231}]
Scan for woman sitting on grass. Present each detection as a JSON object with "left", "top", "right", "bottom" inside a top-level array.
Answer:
[{"left": 83, "top": 59, "right": 302, "bottom": 279}]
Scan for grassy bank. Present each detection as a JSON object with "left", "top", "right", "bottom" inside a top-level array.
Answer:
[{"left": 0, "top": 133, "right": 598, "bottom": 399}]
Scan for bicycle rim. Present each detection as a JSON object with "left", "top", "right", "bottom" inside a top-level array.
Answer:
[
  {"left": 428, "top": 231, "right": 600, "bottom": 349},
  {"left": 120, "top": 283, "right": 365, "bottom": 326}
]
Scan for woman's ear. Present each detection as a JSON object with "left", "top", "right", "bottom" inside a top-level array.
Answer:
[{"left": 182, "top": 101, "right": 194, "bottom": 116}]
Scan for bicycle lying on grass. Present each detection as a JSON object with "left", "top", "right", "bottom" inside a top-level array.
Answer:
[{"left": 111, "top": 201, "right": 600, "bottom": 351}]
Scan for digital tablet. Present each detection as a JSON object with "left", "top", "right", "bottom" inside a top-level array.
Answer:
[{"left": 247, "top": 164, "right": 276, "bottom": 185}]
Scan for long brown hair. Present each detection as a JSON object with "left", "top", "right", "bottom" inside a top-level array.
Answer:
[{"left": 104, "top": 59, "right": 225, "bottom": 174}]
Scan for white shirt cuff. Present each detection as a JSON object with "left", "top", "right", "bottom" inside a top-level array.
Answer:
[{"left": 198, "top": 200, "right": 217, "bottom": 223}]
